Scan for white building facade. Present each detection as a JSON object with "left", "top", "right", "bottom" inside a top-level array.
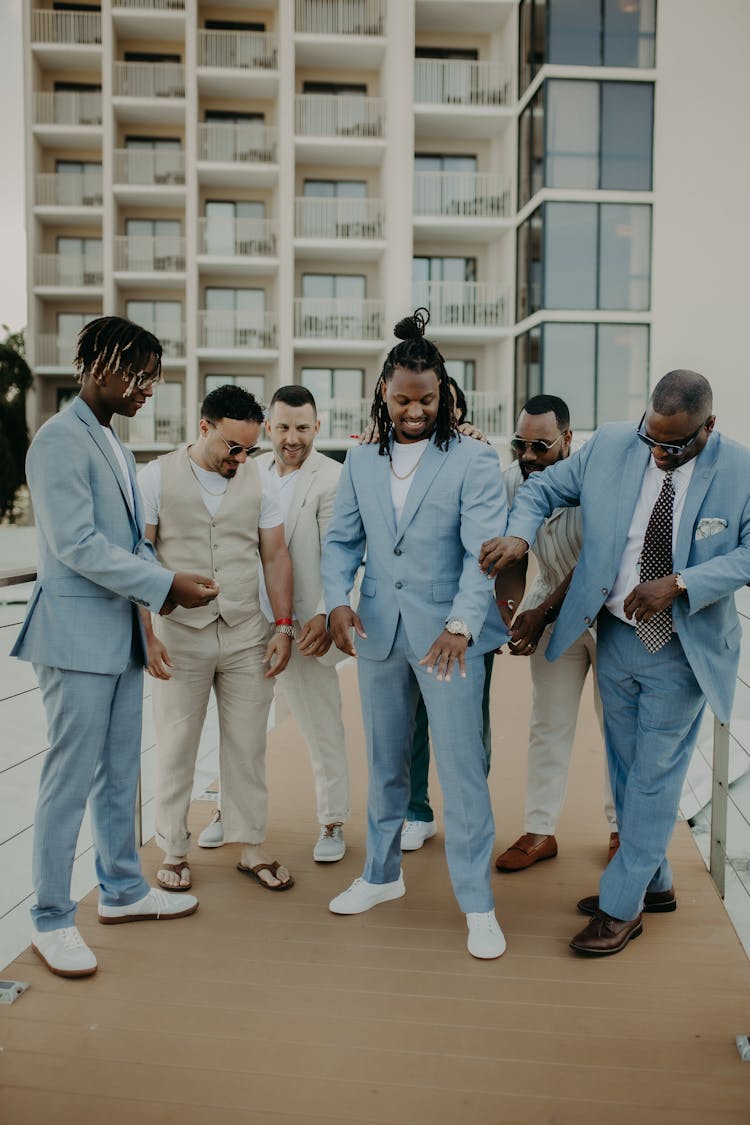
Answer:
[{"left": 21, "top": 0, "right": 750, "bottom": 450}]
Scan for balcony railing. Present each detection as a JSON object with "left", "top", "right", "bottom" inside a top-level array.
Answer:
[
  {"left": 198, "top": 122, "right": 277, "bottom": 164},
  {"left": 295, "top": 95, "right": 384, "bottom": 138},
  {"left": 295, "top": 197, "right": 384, "bottom": 240},
  {"left": 413, "top": 171, "right": 511, "bottom": 219},
  {"left": 414, "top": 59, "right": 513, "bottom": 107},
  {"left": 315, "top": 390, "right": 502, "bottom": 440},
  {"left": 35, "top": 253, "right": 103, "bottom": 288},
  {"left": 113, "top": 61, "right": 185, "bottom": 99},
  {"left": 114, "top": 148, "right": 185, "bottom": 186},
  {"left": 199, "top": 311, "right": 276, "bottom": 350},
  {"left": 112, "top": 410, "right": 185, "bottom": 446},
  {"left": 294, "top": 298, "right": 383, "bottom": 339},
  {"left": 412, "top": 281, "right": 510, "bottom": 328},
  {"left": 35, "top": 334, "right": 78, "bottom": 367},
  {"left": 34, "top": 90, "right": 102, "bottom": 126},
  {"left": 35, "top": 170, "right": 103, "bottom": 207},
  {"left": 197, "top": 30, "right": 277, "bottom": 70},
  {"left": 295, "top": 0, "right": 385, "bottom": 35},
  {"left": 113, "top": 0, "right": 184, "bottom": 8},
  {"left": 114, "top": 235, "right": 186, "bottom": 273},
  {"left": 198, "top": 218, "right": 276, "bottom": 257},
  {"left": 31, "top": 9, "right": 101, "bottom": 44}
]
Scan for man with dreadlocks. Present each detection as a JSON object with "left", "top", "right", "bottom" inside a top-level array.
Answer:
[
  {"left": 12, "top": 316, "right": 218, "bottom": 979},
  {"left": 321, "top": 310, "right": 509, "bottom": 959}
]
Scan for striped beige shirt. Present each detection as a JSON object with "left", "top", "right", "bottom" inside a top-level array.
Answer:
[{"left": 505, "top": 461, "right": 583, "bottom": 612}]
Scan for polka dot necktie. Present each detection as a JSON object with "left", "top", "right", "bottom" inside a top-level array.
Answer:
[{"left": 636, "top": 470, "right": 675, "bottom": 653}]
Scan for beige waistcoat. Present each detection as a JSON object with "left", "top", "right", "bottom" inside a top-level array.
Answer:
[{"left": 155, "top": 446, "right": 266, "bottom": 639}]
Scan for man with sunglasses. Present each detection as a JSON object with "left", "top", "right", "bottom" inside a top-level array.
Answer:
[
  {"left": 493, "top": 395, "right": 617, "bottom": 876},
  {"left": 138, "top": 384, "right": 296, "bottom": 894},
  {"left": 480, "top": 370, "right": 750, "bottom": 956}
]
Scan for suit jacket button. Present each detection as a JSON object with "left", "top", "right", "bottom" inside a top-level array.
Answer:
[
  {"left": 584, "top": 616, "right": 591, "bottom": 625},
  {"left": 601, "top": 587, "right": 608, "bottom": 595},
  {"left": 395, "top": 581, "right": 403, "bottom": 589},
  {"left": 394, "top": 547, "right": 402, "bottom": 556}
]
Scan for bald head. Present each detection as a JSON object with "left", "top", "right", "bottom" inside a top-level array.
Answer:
[{"left": 650, "top": 370, "right": 713, "bottom": 418}]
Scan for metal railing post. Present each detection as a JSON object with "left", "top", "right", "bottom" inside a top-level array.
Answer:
[{"left": 709, "top": 716, "right": 730, "bottom": 898}]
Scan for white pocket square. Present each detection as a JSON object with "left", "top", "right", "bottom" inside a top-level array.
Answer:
[{"left": 695, "top": 517, "right": 728, "bottom": 541}]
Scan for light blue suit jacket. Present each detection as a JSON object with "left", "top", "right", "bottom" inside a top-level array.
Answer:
[
  {"left": 322, "top": 434, "right": 508, "bottom": 661},
  {"left": 12, "top": 397, "right": 173, "bottom": 674},
  {"left": 505, "top": 424, "right": 750, "bottom": 723}
]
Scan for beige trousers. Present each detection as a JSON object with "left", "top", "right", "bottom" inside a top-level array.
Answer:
[
  {"left": 274, "top": 638, "right": 350, "bottom": 824},
  {"left": 525, "top": 625, "right": 617, "bottom": 834},
  {"left": 153, "top": 614, "right": 274, "bottom": 856}
]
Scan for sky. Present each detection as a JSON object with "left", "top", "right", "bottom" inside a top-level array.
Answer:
[{"left": 0, "top": 0, "right": 28, "bottom": 334}]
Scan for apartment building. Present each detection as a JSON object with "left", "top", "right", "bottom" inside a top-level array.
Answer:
[{"left": 21, "top": 0, "right": 750, "bottom": 452}]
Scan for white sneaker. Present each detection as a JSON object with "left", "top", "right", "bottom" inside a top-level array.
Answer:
[
  {"left": 466, "top": 911, "right": 507, "bottom": 959},
  {"left": 314, "top": 823, "right": 346, "bottom": 863},
  {"left": 31, "top": 925, "right": 97, "bottom": 978},
  {"left": 400, "top": 819, "right": 437, "bottom": 851},
  {"left": 198, "top": 810, "right": 224, "bottom": 848},
  {"left": 329, "top": 873, "right": 405, "bottom": 914},
  {"left": 98, "top": 888, "right": 199, "bottom": 925}
]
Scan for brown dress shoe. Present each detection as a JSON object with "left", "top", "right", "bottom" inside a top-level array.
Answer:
[
  {"left": 570, "top": 910, "right": 643, "bottom": 956},
  {"left": 495, "top": 833, "right": 558, "bottom": 872},
  {"left": 577, "top": 887, "right": 676, "bottom": 916},
  {"left": 607, "top": 831, "right": 620, "bottom": 863}
]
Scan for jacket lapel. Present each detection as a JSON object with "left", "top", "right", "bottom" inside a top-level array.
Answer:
[
  {"left": 72, "top": 397, "right": 140, "bottom": 532},
  {"left": 395, "top": 438, "right": 447, "bottom": 541},
  {"left": 285, "top": 453, "right": 317, "bottom": 544},
  {"left": 674, "top": 434, "right": 719, "bottom": 569}
]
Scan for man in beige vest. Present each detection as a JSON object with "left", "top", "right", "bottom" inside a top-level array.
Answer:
[
  {"left": 137, "top": 385, "right": 294, "bottom": 892},
  {"left": 198, "top": 385, "right": 350, "bottom": 861}
]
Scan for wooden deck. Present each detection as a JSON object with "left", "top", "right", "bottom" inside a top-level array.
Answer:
[{"left": 2, "top": 656, "right": 749, "bottom": 1124}]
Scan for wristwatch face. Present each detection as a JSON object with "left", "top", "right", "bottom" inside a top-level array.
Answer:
[
  {"left": 675, "top": 573, "right": 687, "bottom": 591},
  {"left": 446, "top": 618, "right": 471, "bottom": 639}
]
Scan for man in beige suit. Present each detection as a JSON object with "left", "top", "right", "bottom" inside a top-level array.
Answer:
[
  {"left": 199, "top": 385, "right": 350, "bottom": 861},
  {"left": 138, "top": 385, "right": 295, "bottom": 892}
]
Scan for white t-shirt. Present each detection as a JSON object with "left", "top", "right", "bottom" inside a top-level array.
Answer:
[
  {"left": 389, "top": 439, "right": 429, "bottom": 523},
  {"left": 137, "top": 453, "right": 283, "bottom": 527},
  {"left": 258, "top": 461, "right": 299, "bottom": 623},
  {"left": 605, "top": 456, "right": 697, "bottom": 625},
  {"left": 101, "top": 425, "right": 135, "bottom": 513}
]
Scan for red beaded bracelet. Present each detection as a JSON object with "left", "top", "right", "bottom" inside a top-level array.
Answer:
[{"left": 275, "top": 617, "right": 293, "bottom": 626}]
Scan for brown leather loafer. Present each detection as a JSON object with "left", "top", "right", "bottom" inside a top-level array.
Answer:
[
  {"left": 570, "top": 910, "right": 642, "bottom": 956},
  {"left": 577, "top": 887, "right": 676, "bottom": 916},
  {"left": 495, "top": 833, "right": 558, "bottom": 872},
  {"left": 607, "top": 831, "right": 620, "bottom": 863}
]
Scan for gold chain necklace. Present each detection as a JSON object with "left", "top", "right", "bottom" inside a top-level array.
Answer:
[{"left": 389, "top": 445, "right": 427, "bottom": 481}]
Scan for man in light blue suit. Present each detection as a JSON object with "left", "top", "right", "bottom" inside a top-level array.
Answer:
[
  {"left": 12, "top": 317, "right": 218, "bottom": 978},
  {"left": 321, "top": 311, "right": 508, "bottom": 959},
  {"left": 481, "top": 370, "right": 750, "bottom": 956}
]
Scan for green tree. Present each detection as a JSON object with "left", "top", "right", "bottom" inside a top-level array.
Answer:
[{"left": 0, "top": 327, "right": 33, "bottom": 523}]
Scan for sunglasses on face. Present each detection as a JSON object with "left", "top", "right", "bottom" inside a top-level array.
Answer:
[
  {"left": 212, "top": 424, "right": 259, "bottom": 458},
  {"left": 636, "top": 413, "right": 709, "bottom": 458},
  {"left": 120, "top": 365, "right": 162, "bottom": 394},
  {"left": 510, "top": 433, "right": 564, "bottom": 455}
]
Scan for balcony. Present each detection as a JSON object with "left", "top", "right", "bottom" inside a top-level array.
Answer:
[
  {"left": 295, "top": 95, "right": 385, "bottom": 165},
  {"left": 112, "top": 408, "right": 185, "bottom": 448},
  {"left": 30, "top": 8, "right": 102, "bottom": 69},
  {"left": 34, "top": 171, "right": 103, "bottom": 222},
  {"left": 198, "top": 311, "right": 277, "bottom": 354},
  {"left": 111, "top": 0, "right": 185, "bottom": 40},
  {"left": 412, "top": 281, "right": 510, "bottom": 335},
  {"left": 197, "top": 218, "right": 277, "bottom": 275},
  {"left": 33, "top": 92, "right": 102, "bottom": 146},
  {"left": 295, "top": 0, "right": 386, "bottom": 67},
  {"left": 294, "top": 197, "right": 385, "bottom": 259},
  {"left": 413, "top": 171, "right": 512, "bottom": 241},
  {"left": 34, "top": 334, "right": 79, "bottom": 370},
  {"left": 414, "top": 60, "right": 514, "bottom": 139},
  {"left": 113, "top": 62, "right": 185, "bottom": 124},
  {"left": 113, "top": 148, "right": 185, "bottom": 206},
  {"left": 197, "top": 30, "right": 278, "bottom": 97},
  {"left": 114, "top": 235, "right": 186, "bottom": 283},
  {"left": 198, "top": 124, "right": 277, "bottom": 188},
  {"left": 294, "top": 298, "right": 384, "bottom": 351},
  {"left": 34, "top": 253, "right": 103, "bottom": 293}
]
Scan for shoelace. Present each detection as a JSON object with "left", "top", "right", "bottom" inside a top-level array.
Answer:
[
  {"left": 466, "top": 912, "right": 496, "bottom": 930},
  {"left": 321, "top": 824, "right": 342, "bottom": 839},
  {"left": 148, "top": 889, "right": 177, "bottom": 915},
  {"left": 61, "top": 927, "right": 87, "bottom": 951}
]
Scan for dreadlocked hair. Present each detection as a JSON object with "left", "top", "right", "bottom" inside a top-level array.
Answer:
[
  {"left": 369, "top": 307, "right": 457, "bottom": 455},
  {"left": 73, "top": 316, "right": 163, "bottom": 396}
]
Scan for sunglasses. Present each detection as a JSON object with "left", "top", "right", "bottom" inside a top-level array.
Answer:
[
  {"left": 636, "top": 413, "right": 710, "bottom": 458},
  {"left": 120, "top": 365, "right": 162, "bottom": 396},
  {"left": 212, "top": 424, "right": 259, "bottom": 459},
  {"left": 510, "top": 433, "right": 564, "bottom": 455}
]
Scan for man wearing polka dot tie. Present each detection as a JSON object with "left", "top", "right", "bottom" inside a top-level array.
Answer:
[{"left": 479, "top": 371, "right": 750, "bottom": 956}]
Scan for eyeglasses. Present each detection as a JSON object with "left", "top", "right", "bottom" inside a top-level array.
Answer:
[
  {"left": 120, "top": 365, "right": 162, "bottom": 396},
  {"left": 636, "top": 412, "right": 710, "bottom": 457},
  {"left": 510, "top": 433, "right": 564, "bottom": 455},
  {"left": 212, "top": 424, "right": 259, "bottom": 459}
]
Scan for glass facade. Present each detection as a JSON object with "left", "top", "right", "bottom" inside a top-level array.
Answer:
[
  {"left": 519, "top": 0, "right": 656, "bottom": 92},
  {"left": 515, "top": 322, "right": 649, "bottom": 428}
]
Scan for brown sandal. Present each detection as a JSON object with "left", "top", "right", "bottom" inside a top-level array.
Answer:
[
  {"left": 156, "top": 861, "right": 192, "bottom": 891},
  {"left": 236, "top": 861, "right": 294, "bottom": 891}
]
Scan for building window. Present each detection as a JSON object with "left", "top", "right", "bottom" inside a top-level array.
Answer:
[
  {"left": 517, "top": 202, "right": 651, "bottom": 317},
  {"left": 127, "top": 382, "right": 184, "bottom": 445},
  {"left": 204, "top": 200, "right": 267, "bottom": 255},
  {"left": 204, "top": 374, "right": 265, "bottom": 401},
  {"left": 515, "top": 322, "right": 649, "bottom": 428},
  {"left": 519, "top": 0, "right": 656, "bottom": 93},
  {"left": 126, "top": 299, "right": 183, "bottom": 357},
  {"left": 301, "top": 367, "right": 364, "bottom": 437},
  {"left": 443, "top": 359, "right": 476, "bottom": 392},
  {"left": 301, "top": 274, "right": 366, "bottom": 298},
  {"left": 204, "top": 287, "right": 268, "bottom": 348}
]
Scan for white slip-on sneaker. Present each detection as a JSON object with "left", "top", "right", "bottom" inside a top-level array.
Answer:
[
  {"left": 329, "top": 873, "right": 405, "bottom": 914},
  {"left": 31, "top": 925, "right": 97, "bottom": 978},
  {"left": 400, "top": 819, "right": 437, "bottom": 851},
  {"left": 314, "top": 823, "right": 346, "bottom": 863},
  {"left": 98, "top": 888, "right": 199, "bottom": 925},
  {"left": 198, "top": 810, "right": 224, "bottom": 848},
  {"left": 466, "top": 911, "right": 507, "bottom": 959}
]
